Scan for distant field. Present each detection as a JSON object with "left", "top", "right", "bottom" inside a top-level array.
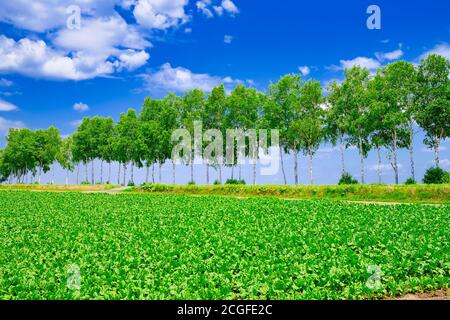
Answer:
[
  {"left": 0, "top": 190, "right": 448, "bottom": 299},
  {"left": 0, "top": 184, "right": 118, "bottom": 192},
  {"left": 133, "top": 184, "right": 450, "bottom": 204}
]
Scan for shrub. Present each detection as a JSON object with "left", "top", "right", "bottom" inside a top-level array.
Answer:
[
  {"left": 213, "top": 180, "right": 221, "bottom": 185},
  {"left": 338, "top": 172, "right": 358, "bottom": 185},
  {"left": 187, "top": 180, "right": 196, "bottom": 185},
  {"left": 423, "top": 167, "right": 450, "bottom": 184},
  {"left": 225, "top": 179, "right": 246, "bottom": 185},
  {"left": 127, "top": 181, "right": 135, "bottom": 187},
  {"left": 404, "top": 178, "right": 417, "bottom": 185},
  {"left": 80, "top": 181, "right": 90, "bottom": 185}
]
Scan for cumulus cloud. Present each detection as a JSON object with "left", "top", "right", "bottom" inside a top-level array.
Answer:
[
  {"left": 0, "top": 1, "right": 192, "bottom": 81},
  {"left": 419, "top": 43, "right": 450, "bottom": 61},
  {"left": 142, "top": 63, "right": 243, "bottom": 94},
  {"left": 132, "top": 0, "right": 189, "bottom": 29},
  {"left": 197, "top": 0, "right": 239, "bottom": 18},
  {"left": 73, "top": 102, "right": 89, "bottom": 113},
  {"left": 0, "top": 35, "right": 150, "bottom": 80},
  {"left": 338, "top": 57, "right": 381, "bottom": 71},
  {"left": 0, "top": 99, "right": 19, "bottom": 112},
  {"left": 0, "top": 0, "right": 118, "bottom": 32},
  {"left": 298, "top": 66, "right": 310, "bottom": 76},
  {"left": 0, "top": 117, "right": 24, "bottom": 134},
  {"left": 221, "top": 0, "right": 239, "bottom": 15},
  {"left": 197, "top": 0, "right": 214, "bottom": 18},
  {"left": 375, "top": 49, "right": 404, "bottom": 61}
]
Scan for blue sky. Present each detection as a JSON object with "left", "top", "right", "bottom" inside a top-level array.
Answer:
[{"left": 0, "top": 0, "right": 449, "bottom": 184}]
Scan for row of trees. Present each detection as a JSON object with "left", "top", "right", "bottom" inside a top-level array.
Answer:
[{"left": 0, "top": 54, "right": 448, "bottom": 185}]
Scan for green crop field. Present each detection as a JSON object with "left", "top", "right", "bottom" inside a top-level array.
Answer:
[{"left": 0, "top": 190, "right": 448, "bottom": 300}]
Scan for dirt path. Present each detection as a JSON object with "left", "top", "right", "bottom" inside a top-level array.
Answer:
[{"left": 390, "top": 289, "right": 449, "bottom": 300}]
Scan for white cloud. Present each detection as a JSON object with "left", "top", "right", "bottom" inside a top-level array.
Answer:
[
  {"left": 0, "top": 117, "right": 24, "bottom": 134},
  {"left": 375, "top": 49, "right": 404, "bottom": 61},
  {"left": 73, "top": 102, "right": 89, "bottom": 113},
  {"left": 221, "top": 0, "right": 239, "bottom": 15},
  {"left": 118, "top": 50, "right": 151, "bottom": 71},
  {"left": 0, "top": 78, "right": 13, "bottom": 87},
  {"left": 197, "top": 0, "right": 213, "bottom": 18},
  {"left": 213, "top": 5, "right": 224, "bottom": 15},
  {"left": 339, "top": 57, "right": 381, "bottom": 71},
  {"left": 197, "top": 0, "right": 238, "bottom": 18},
  {"left": 224, "top": 35, "right": 233, "bottom": 44},
  {"left": 298, "top": 65, "right": 310, "bottom": 76},
  {"left": 419, "top": 43, "right": 450, "bottom": 61},
  {"left": 0, "top": 99, "right": 18, "bottom": 112},
  {"left": 0, "top": 0, "right": 118, "bottom": 32},
  {"left": 0, "top": 35, "right": 150, "bottom": 80},
  {"left": 185, "top": 27, "right": 192, "bottom": 33},
  {"left": 133, "top": 0, "right": 189, "bottom": 29},
  {"left": 53, "top": 15, "right": 151, "bottom": 53},
  {"left": 142, "top": 63, "right": 243, "bottom": 94}
]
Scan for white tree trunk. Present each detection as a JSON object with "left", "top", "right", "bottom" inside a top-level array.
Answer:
[
  {"left": 280, "top": 147, "right": 287, "bottom": 185},
  {"left": 123, "top": 162, "right": 127, "bottom": 186},
  {"left": 206, "top": 164, "right": 210, "bottom": 185},
  {"left": 91, "top": 160, "right": 95, "bottom": 184},
  {"left": 340, "top": 139, "right": 346, "bottom": 174},
  {"left": 434, "top": 137, "right": 440, "bottom": 167},
  {"left": 393, "top": 131, "right": 399, "bottom": 185},
  {"left": 408, "top": 119, "right": 415, "bottom": 181},
  {"left": 293, "top": 148, "right": 299, "bottom": 185},
  {"left": 377, "top": 147, "right": 382, "bottom": 184},
  {"left": 358, "top": 136, "right": 365, "bottom": 184},
  {"left": 309, "top": 151, "right": 313, "bottom": 185},
  {"left": 152, "top": 164, "right": 155, "bottom": 183}
]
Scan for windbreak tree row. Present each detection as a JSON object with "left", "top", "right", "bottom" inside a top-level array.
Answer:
[{"left": 0, "top": 54, "right": 448, "bottom": 185}]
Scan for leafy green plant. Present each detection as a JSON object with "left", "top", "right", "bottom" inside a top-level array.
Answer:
[
  {"left": 225, "top": 179, "right": 246, "bottom": 185},
  {"left": 404, "top": 178, "right": 417, "bottom": 185},
  {"left": 338, "top": 172, "right": 359, "bottom": 185},
  {"left": 0, "top": 190, "right": 448, "bottom": 300},
  {"left": 423, "top": 167, "right": 449, "bottom": 184}
]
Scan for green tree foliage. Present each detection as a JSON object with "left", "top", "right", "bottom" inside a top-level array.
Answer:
[
  {"left": 369, "top": 61, "right": 416, "bottom": 184},
  {"left": 415, "top": 54, "right": 450, "bottom": 167},
  {"left": 264, "top": 75, "right": 299, "bottom": 184},
  {"left": 339, "top": 66, "right": 373, "bottom": 184},
  {"left": 0, "top": 54, "right": 448, "bottom": 186}
]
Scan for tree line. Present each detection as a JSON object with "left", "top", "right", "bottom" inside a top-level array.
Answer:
[{"left": 0, "top": 54, "right": 448, "bottom": 185}]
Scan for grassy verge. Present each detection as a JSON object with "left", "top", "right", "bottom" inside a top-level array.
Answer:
[
  {"left": 132, "top": 184, "right": 450, "bottom": 204},
  {"left": 0, "top": 184, "right": 119, "bottom": 192}
]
